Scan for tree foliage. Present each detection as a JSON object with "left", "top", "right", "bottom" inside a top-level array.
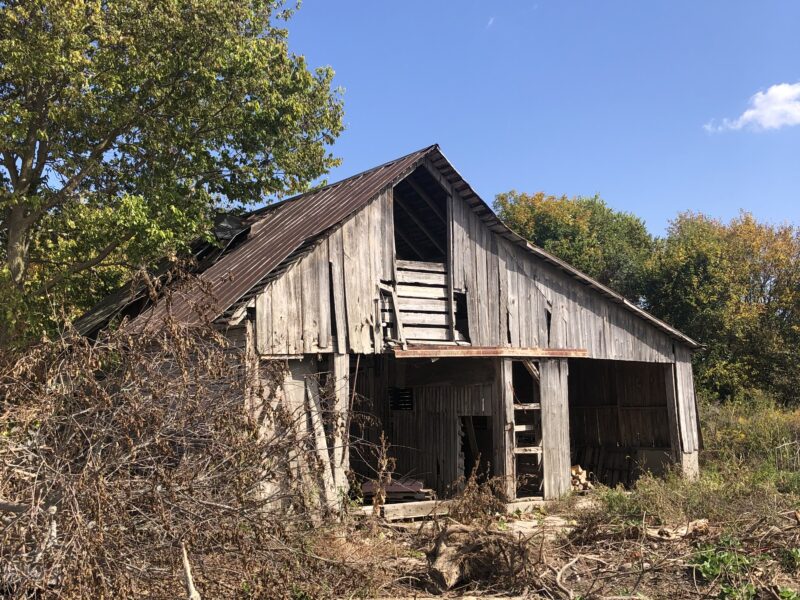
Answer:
[
  {"left": 646, "top": 212, "right": 800, "bottom": 403},
  {"left": 0, "top": 0, "right": 343, "bottom": 339},
  {"left": 494, "top": 191, "right": 654, "bottom": 301}
]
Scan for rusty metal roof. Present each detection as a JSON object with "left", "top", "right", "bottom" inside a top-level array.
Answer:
[
  {"left": 80, "top": 143, "right": 699, "bottom": 348},
  {"left": 132, "top": 145, "right": 437, "bottom": 330}
]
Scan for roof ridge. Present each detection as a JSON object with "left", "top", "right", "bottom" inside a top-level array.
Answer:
[{"left": 246, "top": 143, "right": 439, "bottom": 220}]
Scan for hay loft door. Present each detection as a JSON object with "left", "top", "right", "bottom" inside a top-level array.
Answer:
[{"left": 382, "top": 167, "right": 468, "bottom": 346}]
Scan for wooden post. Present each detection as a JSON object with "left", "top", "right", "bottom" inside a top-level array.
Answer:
[
  {"left": 540, "top": 358, "right": 571, "bottom": 499},
  {"left": 306, "top": 377, "right": 337, "bottom": 508},
  {"left": 498, "top": 358, "right": 516, "bottom": 500},
  {"left": 331, "top": 353, "right": 350, "bottom": 495},
  {"left": 672, "top": 347, "right": 700, "bottom": 480},
  {"left": 664, "top": 363, "right": 682, "bottom": 464}
]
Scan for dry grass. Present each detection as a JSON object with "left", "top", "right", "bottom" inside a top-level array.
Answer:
[{"left": 0, "top": 319, "right": 404, "bottom": 599}]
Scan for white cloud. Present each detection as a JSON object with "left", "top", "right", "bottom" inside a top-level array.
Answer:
[
  {"left": 704, "top": 82, "right": 800, "bottom": 132},
  {"left": 486, "top": 16, "right": 495, "bottom": 28}
]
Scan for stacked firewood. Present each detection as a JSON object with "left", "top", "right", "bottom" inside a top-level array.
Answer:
[{"left": 571, "top": 464, "right": 594, "bottom": 491}]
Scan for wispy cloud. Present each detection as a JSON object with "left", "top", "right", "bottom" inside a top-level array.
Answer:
[
  {"left": 705, "top": 82, "right": 800, "bottom": 132},
  {"left": 486, "top": 16, "right": 495, "bottom": 28}
]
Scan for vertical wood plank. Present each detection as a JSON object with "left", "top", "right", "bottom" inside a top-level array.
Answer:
[
  {"left": 255, "top": 286, "right": 273, "bottom": 355},
  {"left": 328, "top": 231, "right": 347, "bottom": 354},
  {"left": 540, "top": 358, "right": 571, "bottom": 499},
  {"left": 316, "top": 242, "right": 331, "bottom": 351}
]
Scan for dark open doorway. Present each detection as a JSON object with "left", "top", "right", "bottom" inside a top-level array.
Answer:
[{"left": 460, "top": 416, "right": 493, "bottom": 482}]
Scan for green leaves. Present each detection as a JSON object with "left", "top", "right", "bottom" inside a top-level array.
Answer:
[
  {"left": 493, "top": 191, "right": 654, "bottom": 301},
  {"left": 0, "top": 0, "right": 343, "bottom": 340}
]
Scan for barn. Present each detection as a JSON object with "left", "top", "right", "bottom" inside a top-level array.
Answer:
[{"left": 76, "top": 144, "right": 701, "bottom": 504}]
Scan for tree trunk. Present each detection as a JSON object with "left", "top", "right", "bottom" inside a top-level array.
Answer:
[{"left": 5, "top": 205, "right": 30, "bottom": 286}]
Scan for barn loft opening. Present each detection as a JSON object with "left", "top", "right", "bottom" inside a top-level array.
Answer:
[{"left": 393, "top": 167, "right": 448, "bottom": 262}]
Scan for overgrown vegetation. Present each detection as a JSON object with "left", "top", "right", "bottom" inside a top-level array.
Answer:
[{"left": 0, "top": 318, "right": 401, "bottom": 598}]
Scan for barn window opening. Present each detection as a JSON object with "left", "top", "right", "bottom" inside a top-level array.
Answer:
[
  {"left": 454, "top": 291, "right": 470, "bottom": 341},
  {"left": 389, "top": 387, "right": 414, "bottom": 411},
  {"left": 393, "top": 168, "right": 448, "bottom": 262}
]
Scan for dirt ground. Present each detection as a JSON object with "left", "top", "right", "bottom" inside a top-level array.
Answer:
[{"left": 368, "top": 496, "right": 800, "bottom": 600}]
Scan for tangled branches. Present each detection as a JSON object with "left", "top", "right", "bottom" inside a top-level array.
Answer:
[{"left": 0, "top": 323, "right": 383, "bottom": 598}]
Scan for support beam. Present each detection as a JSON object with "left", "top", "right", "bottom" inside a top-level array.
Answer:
[
  {"left": 406, "top": 176, "right": 446, "bottom": 223},
  {"left": 306, "top": 377, "right": 336, "bottom": 508},
  {"left": 540, "top": 358, "right": 571, "bottom": 499},
  {"left": 393, "top": 346, "right": 588, "bottom": 359},
  {"left": 331, "top": 353, "right": 350, "bottom": 495},
  {"left": 394, "top": 192, "right": 446, "bottom": 256}
]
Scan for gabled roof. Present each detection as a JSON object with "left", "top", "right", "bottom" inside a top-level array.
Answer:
[{"left": 76, "top": 144, "right": 699, "bottom": 348}]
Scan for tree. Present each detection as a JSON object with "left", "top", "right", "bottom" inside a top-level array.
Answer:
[
  {"left": 0, "top": 0, "right": 343, "bottom": 338},
  {"left": 494, "top": 191, "right": 654, "bottom": 301},
  {"left": 646, "top": 212, "right": 800, "bottom": 403}
]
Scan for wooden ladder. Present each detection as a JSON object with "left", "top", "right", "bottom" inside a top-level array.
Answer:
[{"left": 512, "top": 360, "right": 543, "bottom": 495}]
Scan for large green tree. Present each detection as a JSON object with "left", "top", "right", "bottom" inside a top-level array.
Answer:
[
  {"left": 646, "top": 212, "right": 800, "bottom": 403},
  {"left": 494, "top": 191, "right": 654, "bottom": 301},
  {"left": 0, "top": 0, "right": 343, "bottom": 338}
]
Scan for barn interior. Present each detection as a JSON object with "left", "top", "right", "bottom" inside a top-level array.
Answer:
[
  {"left": 567, "top": 359, "right": 674, "bottom": 487},
  {"left": 346, "top": 354, "right": 676, "bottom": 504}
]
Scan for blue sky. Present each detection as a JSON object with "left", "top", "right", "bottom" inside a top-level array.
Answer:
[{"left": 288, "top": 1, "right": 800, "bottom": 235}]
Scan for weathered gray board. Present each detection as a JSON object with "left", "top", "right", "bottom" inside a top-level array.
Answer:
[
  {"left": 347, "top": 357, "right": 509, "bottom": 497},
  {"left": 540, "top": 358, "right": 571, "bottom": 499},
  {"left": 252, "top": 166, "right": 686, "bottom": 364},
  {"left": 255, "top": 190, "right": 393, "bottom": 355}
]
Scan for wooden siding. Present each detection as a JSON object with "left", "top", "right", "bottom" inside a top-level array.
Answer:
[
  {"left": 254, "top": 166, "right": 687, "bottom": 364},
  {"left": 255, "top": 190, "right": 393, "bottom": 355},
  {"left": 450, "top": 188, "right": 676, "bottom": 362},
  {"left": 674, "top": 345, "right": 701, "bottom": 455}
]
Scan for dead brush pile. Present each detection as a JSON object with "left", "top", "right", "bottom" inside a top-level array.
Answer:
[{"left": 0, "top": 322, "right": 397, "bottom": 599}]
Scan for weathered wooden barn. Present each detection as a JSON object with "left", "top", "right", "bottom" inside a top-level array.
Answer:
[{"left": 76, "top": 144, "right": 702, "bottom": 502}]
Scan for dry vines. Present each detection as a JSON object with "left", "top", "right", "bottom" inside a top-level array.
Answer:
[{"left": 0, "top": 320, "right": 387, "bottom": 599}]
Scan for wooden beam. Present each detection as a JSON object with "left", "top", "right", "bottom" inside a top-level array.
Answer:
[
  {"left": 331, "top": 353, "right": 350, "bottom": 495},
  {"left": 394, "top": 193, "right": 446, "bottom": 256},
  {"left": 406, "top": 176, "right": 446, "bottom": 223},
  {"left": 540, "top": 358, "right": 571, "bottom": 500},
  {"left": 522, "top": 360, "right": 540, "bottom": 382},
  {"left": 394, "top": 225, "right": 426, "bottom": 261},
  {"left": 393, "top": 346, "right": 588, "bottom": 359}
]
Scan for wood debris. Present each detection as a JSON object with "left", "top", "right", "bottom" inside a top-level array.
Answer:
[{"left": 571, "top": 464, "right": 594, "bottom": 491}]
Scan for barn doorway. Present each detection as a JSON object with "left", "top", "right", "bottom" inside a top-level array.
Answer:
[
  {"left": 567, "top": 359, "right": 673, "bottom": 489},
  {"left": 511, "top": 360, "right": 544, "bottom": 497},
  {"left": 459, "top": 416, "right": 493, "bottom": 483}
]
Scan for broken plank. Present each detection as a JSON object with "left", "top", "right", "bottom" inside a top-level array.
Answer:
[{"left": 396, "top": 259, "right": 447, "bottom": 273}]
